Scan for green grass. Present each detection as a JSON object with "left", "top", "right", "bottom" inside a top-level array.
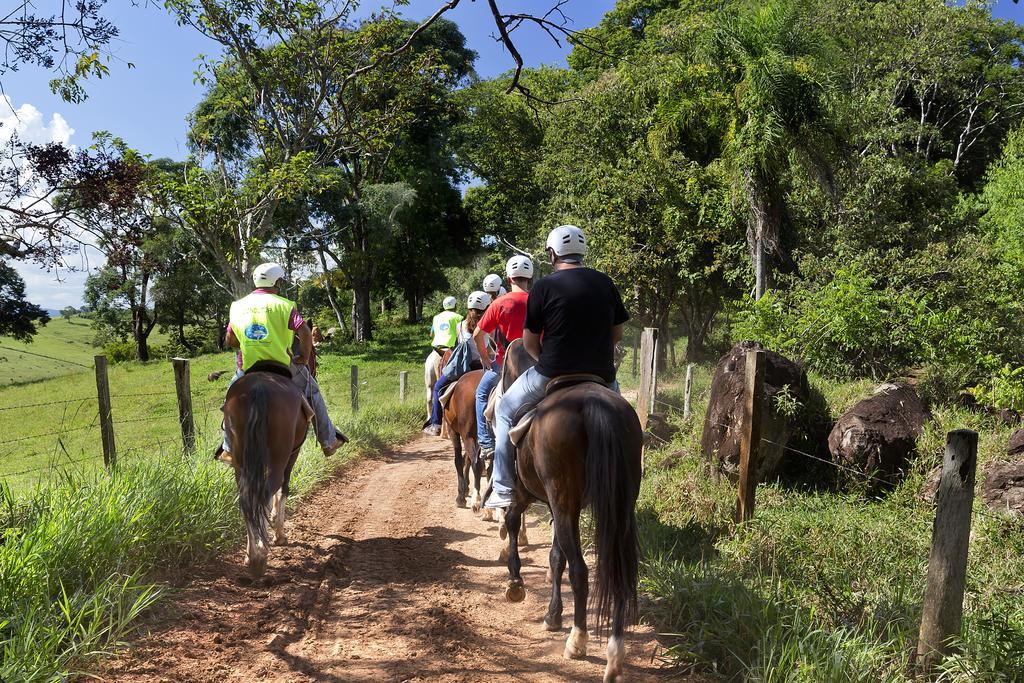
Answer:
[
  {"left": 0, "top": 325, "right": 429, "bottom": 681},
  {"left": 637, "top": 363, "right": 1024, "bottom": 681},
  {"left": 0, "top": 323, "right": 429, "bottom": 494},
  {"left": 0, "top": 316, "right": 172, "bottom": 387},
  {"left": 0, "top": 317, "right": 99, "bottom": 386}
]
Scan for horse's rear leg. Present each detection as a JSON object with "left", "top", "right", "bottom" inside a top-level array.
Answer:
[
  {"left": 503, "top": 498, "right": 527, "bottom": 603},
  {"left": 470, "top": 448, "right": 484, "bottom": 513},
  {"left": 544, "top": 524, "right": 567, "bottom": 631},
  {"left": 272, "top": 488, "right": 287, "bottom": 546},
  {"left": 561, "top": 515, "right": 589, "bottom": 660},
  {"left": 452, "top": 435, "right": 468, "bottom": 508}
]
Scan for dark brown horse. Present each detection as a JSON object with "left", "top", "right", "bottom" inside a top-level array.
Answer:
[
  {"left": 220, "top": 363, "right": 313, "bottom": 577},
  {"left": 499, "top": 341, "right": 642, "bottom": 682},
  {"left": 442, "top": 368, "right": 487, "bottom": 510}
]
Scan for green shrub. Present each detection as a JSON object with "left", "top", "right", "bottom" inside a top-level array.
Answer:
[{"left": 103, "top": 339, "right": 138, "bottom": 364}]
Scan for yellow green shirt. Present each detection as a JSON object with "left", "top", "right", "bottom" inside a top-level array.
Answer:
[{"left": 229, "top": 291, "right": 297, "bottom": 370}]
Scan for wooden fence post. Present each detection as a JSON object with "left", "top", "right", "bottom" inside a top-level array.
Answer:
[
  {"left": 636, "top": 328, "right": 659, "bottom": 430},
  {"left": 172, "top": 358, "right": 195, "bottom": 454},
  {"left": 351, "top": 365, "right": 359, "bottom": 413},
  {"left": 684, "top": 363, "right": 694, "bottom": 420},
  {"left": 399, "top": 370, "right": 408, "bottom": 402},
  {"left": 917, "top": 429, "right": 978, "bottom": 671},
  {"left": 735, "top": 349, "right": 765, "bottom": 523},
  {"left": 94, "top": 355, "right": 116, "bottom": 468}
]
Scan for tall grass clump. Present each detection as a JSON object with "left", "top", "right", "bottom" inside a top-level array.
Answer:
[
  {"left": 638, "top": 364, "right": 1024, "bottom": 681},
  {"left": 0, "top": 391, "right": 421, "bottom": 681}
]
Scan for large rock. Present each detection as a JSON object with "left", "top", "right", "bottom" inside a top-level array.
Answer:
[
  {"left": 700, "top": 341, "right": 809, "bottom": 482},
  {"left": 1009, "top": 429, "right": 1024, "bottom": 457},
  {"left": 981, "top": 460, "right": 1024, "bottom": 518},
  {"left": 828, "top": 384, "right": 926, "bottom": 490}
]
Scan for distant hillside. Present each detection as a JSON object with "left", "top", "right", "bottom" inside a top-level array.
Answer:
[{"left": 0, "top": 317, "right": 98, "bottom": 386}]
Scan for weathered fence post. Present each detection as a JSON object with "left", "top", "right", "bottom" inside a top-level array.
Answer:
[
  {"left": 351, "top": 365, "right": 359, "bottom": 413},
  {"left": 172, "top": 357, "right": 196, "bottom": 454},
  {"left": 735, "top": 349, "right": 765, "bottom": 523},
  {"left": 683, "top": 363, "right": 694, "bottom": 421},
  {"left": 94, "top": 355, "right": 116, "bottom": 468},
  {"left": 917, "top": 429, "right": 978, "bottom": 671},
  {"left": 636, "top": 328, "right": 659, "bottom": 430},
  {"left": 399, "top": 370, "right": 408, "bottom": 402}
]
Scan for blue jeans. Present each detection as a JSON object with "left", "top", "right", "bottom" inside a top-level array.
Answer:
[
  {"left": 475, "top": 367, "right": 500, "bottom": 451},
  {"left": 430, "top": 373, "right": 452, "bottom": 426},
  {"left": 485, "top": 366, "right": 550, "bottom": 507}
]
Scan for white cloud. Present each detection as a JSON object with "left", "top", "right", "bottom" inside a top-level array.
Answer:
[
  {"left": 3, "top": 95, "right": 97, "bottom": 310},
  {"left": 0, "top": 95, "right": 74, "bottom": 146}
]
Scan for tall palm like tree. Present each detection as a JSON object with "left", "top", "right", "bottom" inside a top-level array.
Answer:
[{"left": 716, "top": 0, "right": 836, "bottom": 298}]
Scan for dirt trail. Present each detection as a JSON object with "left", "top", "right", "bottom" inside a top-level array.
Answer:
[{"left": 106, "top": 436, "right": 668, "bottom": 682}]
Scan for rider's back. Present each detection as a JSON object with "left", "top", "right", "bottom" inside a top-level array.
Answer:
[{"left": 526, "top": 267, "right": 628, "bottom": 383}]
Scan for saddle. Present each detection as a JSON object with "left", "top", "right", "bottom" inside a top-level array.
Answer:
[
  {"left": 244, "top": 360, "right": 293, "bottom": 379},
  {"left": 507, "top": 374, "right": 609, "bottom": 447}
]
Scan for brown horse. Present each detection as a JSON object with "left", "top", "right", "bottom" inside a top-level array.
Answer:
[
  {"left": 221, "top": 363, "right": 313, "bottom": 577},
  {"left": 499, "top": 342, "right": 642, "bottom": 682},
  {"left": 442, "top": 369, "right": 488, "bottom": 510}
]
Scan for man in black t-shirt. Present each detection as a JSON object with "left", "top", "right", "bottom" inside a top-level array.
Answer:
[{"left": 484, "top": 225, "right": 629, "bottom": 510}]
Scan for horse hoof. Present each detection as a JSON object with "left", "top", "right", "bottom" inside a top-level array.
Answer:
[
  {"left": 499, "top": 524, "right": 508, "bottom": 540},
  {"left": 247, "top": 558, "right": 267, "bottom": 578},
  {"left": 456, "top": 498, "right": 467, "bottom": 509},
  {"left": 471, "top": 502, "right": 481, "bottom": 514},
  {"left": 499, "top": 547, "right": 509, "bottom": 563},
  {"left": 482, "top": 509, "right": 495, "bottom": 522},
  {"left": 564, "top": 627, "right": 588, "bottom": 660},
  {"left": 505, "top": 582, "right": 526, "bottom": 603},
  {"left": 543, "top": 616, "right": 562, "bottom": 632},
  {"left": 274, "top": 535, "right": 288, "bottom": 546}
]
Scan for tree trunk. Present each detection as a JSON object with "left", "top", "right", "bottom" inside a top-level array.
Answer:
[
  {"left": 754, "top": 235, "right": 767, "bottom": 299},
  {"left": 405, "top": 285, "right": 418, "bottom": 323},
  {"left": 351, "top": 281, "right": 373, "bottom": 342},
  {"left": 318, "top": 249, "right": 347, "bottom": 333}
]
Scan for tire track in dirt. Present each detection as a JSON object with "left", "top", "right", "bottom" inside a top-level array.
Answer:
[{"left": 105, "top": 436, "right": 668, "bottom": 682}]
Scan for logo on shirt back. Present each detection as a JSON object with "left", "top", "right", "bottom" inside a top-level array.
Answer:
[
  {"left": 245, "top": 323, "right": 269, "bottom": 341},
  {"left": 439, "top": 322, "right": 450, "bottom": 331}
]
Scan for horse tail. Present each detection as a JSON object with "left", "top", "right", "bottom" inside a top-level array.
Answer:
[
  {"left": 238, "top": 382, "right": 271, "bottom": 548},
  {"left": 583, "top": 394, "right": 640, "bottom": 637}
]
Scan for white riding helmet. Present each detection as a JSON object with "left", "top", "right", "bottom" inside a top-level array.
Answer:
[
  {"left": 482, "top": 273, "right": 502, "bottom": 294},
  {"left": 546, "top": 224, "right": 587, "bottom": 258},
  {"left": 253, "top": 262, "right": 286, "bottom": 288},
  {"left": 498, "top": 286, "right": 508, "bottom": 297},
  {"left": 442, "top": 295, "right": 457, "bottom": 310},
  {"left": 467, "top": 290, "right": 492, "bottom": 311},
  {"left": 506, "top": 255, "right": 534, "bottom": 279}
]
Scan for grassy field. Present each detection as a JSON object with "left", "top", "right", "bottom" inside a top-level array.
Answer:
[
  {"left": 636, "top": 361, "right": 1024, "bottom": 681},
  {"left": 0, "top": 324, "right": 428, "bottom": 493},
  {"left": 0, "top": 325, "right": 427, "bottom": 681},
  {"left": 0, "top": 316, "right": 171, "bottom": 386}
]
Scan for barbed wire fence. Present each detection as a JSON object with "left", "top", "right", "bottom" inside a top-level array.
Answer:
[
  {"left": 1, "top": 355, "right": 422, "bottom": 490},
  {"left": 633, "top": 328, "right": 1012, "bottom": 670}
]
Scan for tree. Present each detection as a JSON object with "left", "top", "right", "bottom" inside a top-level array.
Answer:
[
  {"left": 711, "top": 0, "right": 838, "bottom": 299},
  {"left": 59, "top": 306, "right": 77, "bottom": 321},
  {"left": 0, "top": 258, "right": 48, "bottom": 340},
  {"left": 1, "top": 1, "right": 123, "bottom": 103},
  {"left": 70, "top": 136, "right": 171, "bottom": 361}
]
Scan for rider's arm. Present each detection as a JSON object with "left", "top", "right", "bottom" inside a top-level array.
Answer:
[
  {"left": 293, "top": 324, "right": 313, "bottom": 365},
  {"left": 612, "top": 323, "right": 625, "bottom": 344},
  {"left": 473, "top": 327, "right": 493, "bottom": 370},
  {"left": 523, "top": 329, "right": 542, "bottom": 361},
  {"left": 225, "top": 325, "right": 240, "bottom": 348}
]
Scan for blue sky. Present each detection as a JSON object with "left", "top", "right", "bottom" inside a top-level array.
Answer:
[{"left": 4, "top": 0, "right": 1024, "bottom": 308}]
